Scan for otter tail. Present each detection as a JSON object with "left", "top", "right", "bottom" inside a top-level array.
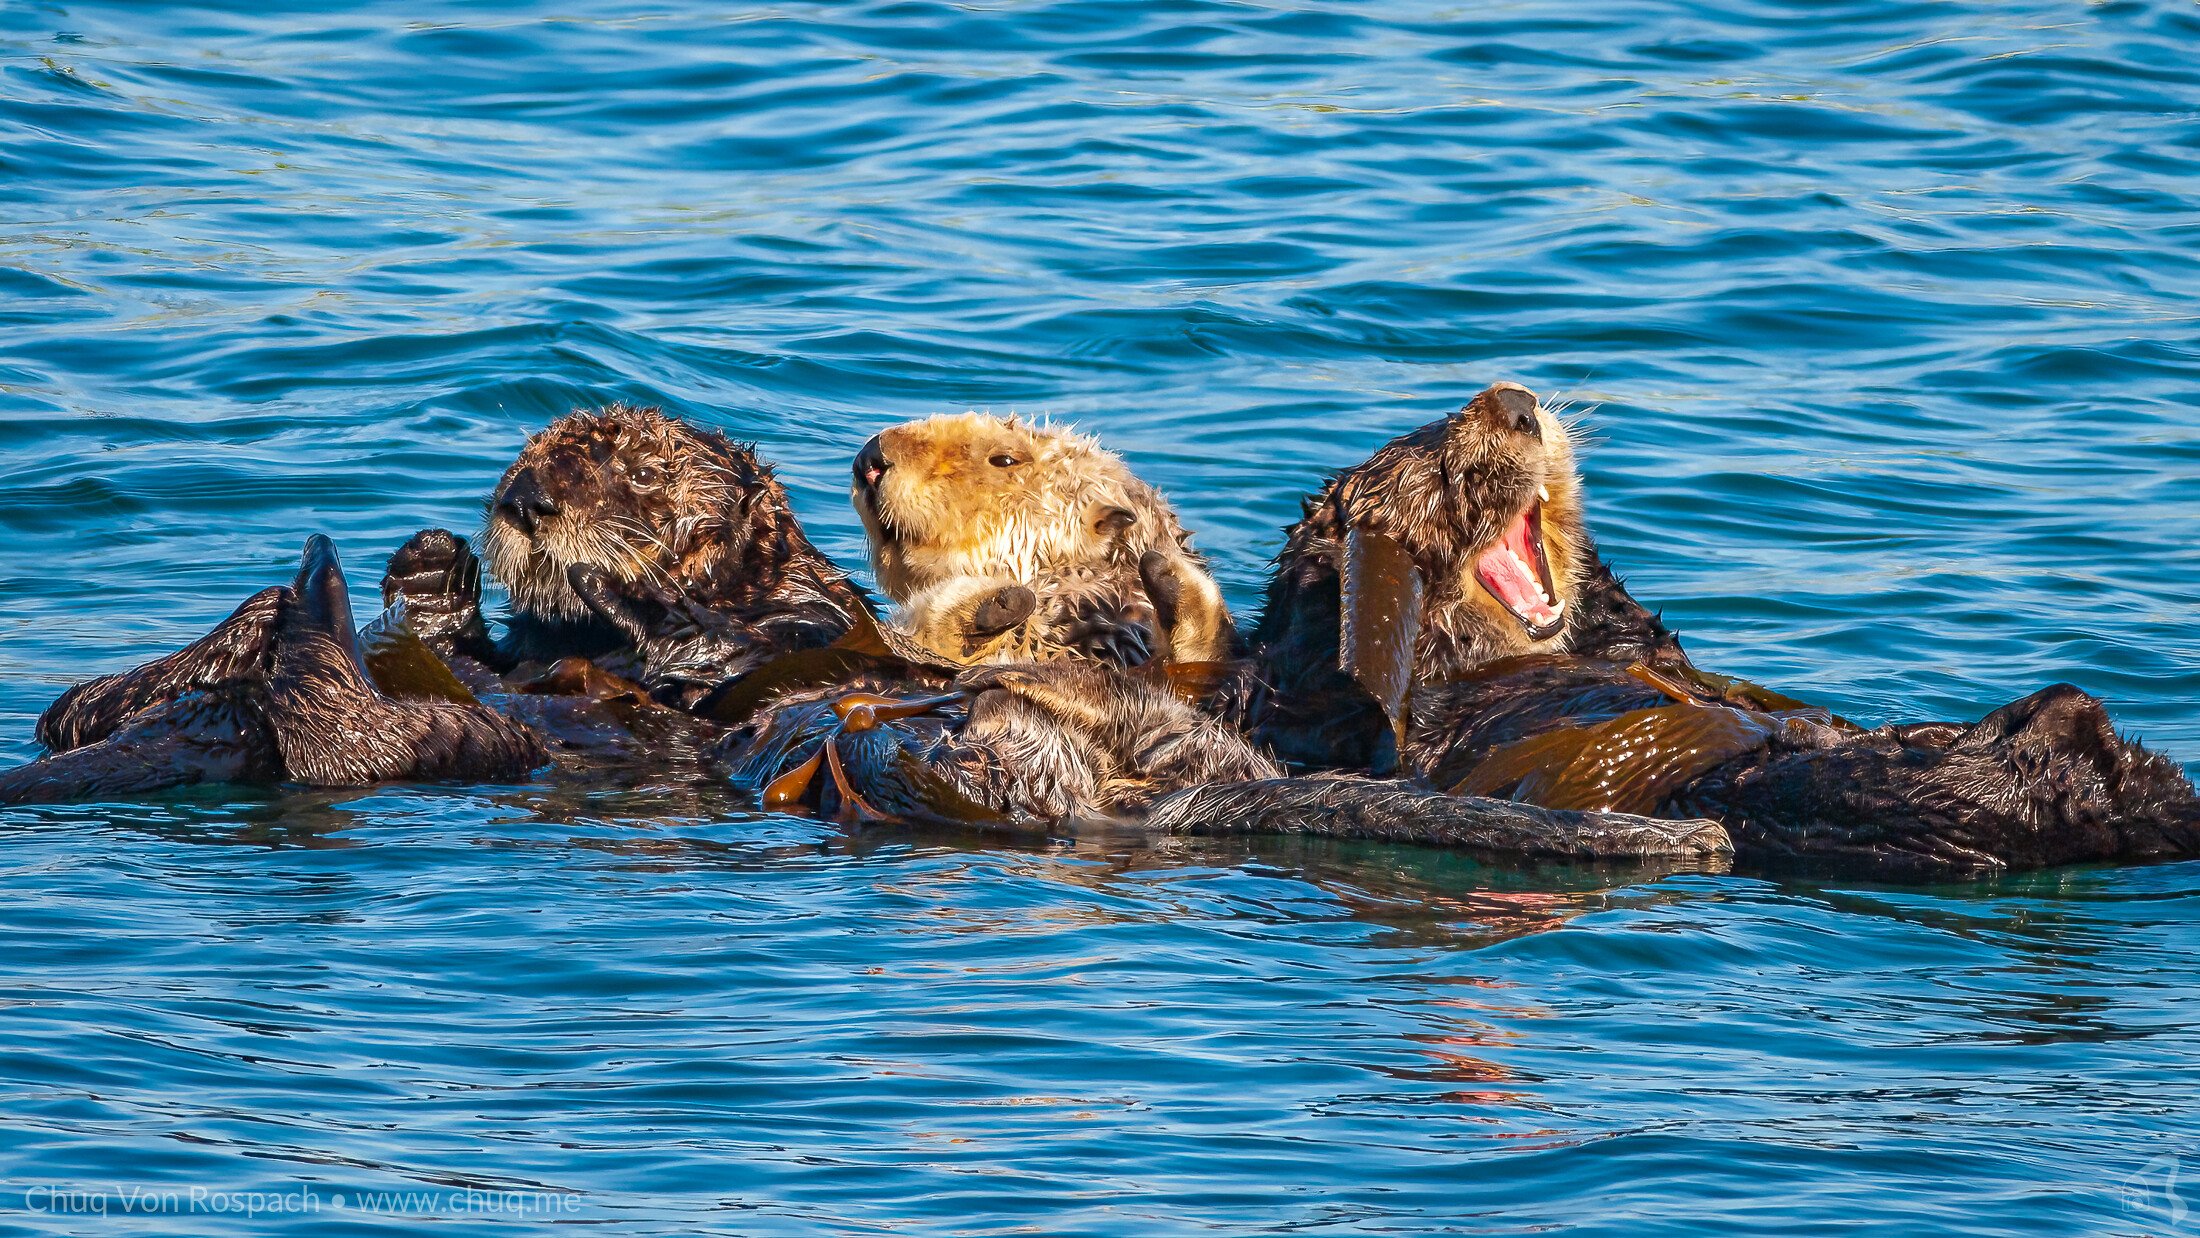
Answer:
[{"left": 1144, "top": 775, "right": 1732, "bottom": 862}]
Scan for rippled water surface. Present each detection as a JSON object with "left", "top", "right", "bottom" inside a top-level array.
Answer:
[{"left": 4, "top": 1, "right": 2199, "bottom": 1233}]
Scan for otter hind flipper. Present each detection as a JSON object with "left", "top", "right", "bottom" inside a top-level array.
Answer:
[
  {"left": 32, "top": 585, "right": 286, "bottom": 755},
  {"left": 2, "top": 690, "right": 280, "bottom": 807},
  {"left": 263, "top": 538, "right": 545, "bottom": 786}
]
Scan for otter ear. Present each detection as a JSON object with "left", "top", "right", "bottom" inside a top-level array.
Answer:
[
  {"left": 1339, "top": 526, "right": 1423, "bottom": 754},
  {"left": 1093, "top": 506, "right": 1137, "bottom": 540}
]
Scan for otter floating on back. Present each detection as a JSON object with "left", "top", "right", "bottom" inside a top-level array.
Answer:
[
  {"left": 383, "top": 404, "right": 871, "bottom": 709},
  {"left": 1169, "top": 380, "right": 2200, "bottom": 879},
  {"left": 851, "top": 412, "right": 1232, "bottom": 666}
]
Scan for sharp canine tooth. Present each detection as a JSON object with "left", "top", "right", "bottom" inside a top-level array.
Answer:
[{"left": 1538, "top": 485, "right": 1551, "bottom": 503}]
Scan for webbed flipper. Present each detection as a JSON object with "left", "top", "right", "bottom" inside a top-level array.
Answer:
[
  {"left": 1, "top": 690, "right": 279, "bottom": 806},
  {"left": 33, "top": 586, "right": 284, "bottom": 754}
]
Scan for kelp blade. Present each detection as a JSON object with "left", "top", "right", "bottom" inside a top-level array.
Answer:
[
  {"left": 358, "top": 601, "right": 479, "bottom": 704},
  {"left": 1340, "top": 526, "right": 1422, "bottom": 750},
  {"left": 1452, "top": 702, "right": 1776, "bottom": 815}
]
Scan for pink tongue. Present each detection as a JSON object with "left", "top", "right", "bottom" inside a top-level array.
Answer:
[{"left": 1475, "top": 510, "right": 1559, "bottom": 627}]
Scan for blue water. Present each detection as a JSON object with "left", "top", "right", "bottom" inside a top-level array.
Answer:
[{"left": 3, "top": 1, "right": 2198, "bottom": 1233}]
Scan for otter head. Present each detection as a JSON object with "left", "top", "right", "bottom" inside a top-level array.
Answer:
[
  {"left": 1341, "top": 381, "right": 1587, "bottom": 667},
  {"left": 850, "top": 413, "right": 1176, "bottom": 599},
  {"left": 479, "top": 404, "right": 783, "bottom": 624},
  {"left": 1257, "top": 381, "right": 1589, "bottom": 702}
]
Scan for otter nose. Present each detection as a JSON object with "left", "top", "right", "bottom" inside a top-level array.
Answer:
[
  {"left": 853, "top": 434, "right": 889, "bottom": 490},
  {"left": 496, "top": 467, "right": 560, "bottom": 536},
  {"left": 1473, "top": 382, "right": 1541, "bottom": 439}
]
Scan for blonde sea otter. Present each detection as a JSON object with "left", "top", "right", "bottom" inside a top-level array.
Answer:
[{"left": 850, "top": 413, "right": 1233, "bottom": 666}]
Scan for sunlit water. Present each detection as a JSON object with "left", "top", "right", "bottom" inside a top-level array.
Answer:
[{"left": 3, "top": 2, "right": 2198, "bottom": 1234}]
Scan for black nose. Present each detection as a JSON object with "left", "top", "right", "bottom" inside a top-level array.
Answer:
[
  {"left": 496, "top": 467, "right": 560, "bottom": 535},
  {"left": 853, "top": 434, "right": 889, "bottom": 490},
  {"left": 1488, "top": 384, "right": 1541, "bottom": 438}
]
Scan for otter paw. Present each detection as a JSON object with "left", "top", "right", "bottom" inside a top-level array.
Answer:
[
  {"left": 384, "top": 528, "right": 482, "bottom": 607},
  {"left": 969, "top": 585, "right": 1037, "bottom": 638},
  {"left": 382, "top": 528, "right": 491, "bottom": 659}
]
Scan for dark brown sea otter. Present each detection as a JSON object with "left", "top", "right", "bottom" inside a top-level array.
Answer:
[
  {"left": 385, "top": 404, "right": 872, "bottom": 710},
  {"left": 1163, "top": 382, "right": 2200, "bottom": 879},
  {"left": 2, "top": 406, "right": 873, "bottom": 806},
  {"left": 0, "top": 537, "right": 543, "bottom": 805}
]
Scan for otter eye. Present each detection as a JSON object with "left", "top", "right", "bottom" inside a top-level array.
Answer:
[
  {"left": 988, "top": 453, "right": 1021, "bottom": 468},
  {"left": 630, "top": 466, "right": 661, "bottom": 486}
]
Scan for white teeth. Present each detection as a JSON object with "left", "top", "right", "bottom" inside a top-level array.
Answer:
[{"left": 1538, "top": 485, "right": 1551, "bottom": 503}]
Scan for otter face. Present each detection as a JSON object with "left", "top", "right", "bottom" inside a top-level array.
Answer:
[
  {"left": 1333, "top": 381, "right": 1588, "bottom": 667},
  {"left": 479, "top": 404, "right": 763, "bottom": 623},
  {"left": 850, "top": 413, "right": 1172, "bottom": 599}
]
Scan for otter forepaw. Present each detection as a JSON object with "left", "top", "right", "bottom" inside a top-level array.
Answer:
[
  {"left": 567, "top": 565, "right": 765, "bottom": 710},
  {"left": 383, "top": 528, "right": 493, "bottom": 662},
  {"left": 567, "top": 563, "right": 665, "bottom": 647}
]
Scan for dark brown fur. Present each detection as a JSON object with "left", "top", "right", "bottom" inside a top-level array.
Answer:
[
  {"left": 3, "top": 538, "right": 543, "bottom": 805},
  {"left": 390, "top": 405, "right": 872, "bottom": 707},
  {"left": 1239, "top": 382, "right": 1658, "bottom": 769},
  {"left": 1230, "top": 382, "right": 2200, "bottom": 878}
]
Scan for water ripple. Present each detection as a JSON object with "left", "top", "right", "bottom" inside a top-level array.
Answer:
[{"left": 2, "top": 0, "right": 2198, "bottom": 1233}]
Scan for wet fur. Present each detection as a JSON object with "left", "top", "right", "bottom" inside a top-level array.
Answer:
[
  {"left": 390, "top": 405, "right": 871, "bottom": 698},
  {"left": 855, "top": 413, "right": 1231, "bottom": 664},
  {"left": 1236, "top": 381, "right": 2200, "bottom": 877},
  {"left": 896, "top": 570, "right": 1159, "bottom": 668},
  {"left": 5, "top": 540, "right": 543, "bottom": 805},
  {"left": 727, "top": 659, "right": 1282, "bottom": 825},
  {"left": 1244, "top": 382, "right": 1648, "bottom": 768}
]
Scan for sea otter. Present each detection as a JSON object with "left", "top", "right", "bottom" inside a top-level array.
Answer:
[
  {"left": 851, "top": 413, "right": 1232, "bottom": 665},
  {"left": 712, "top": 411, "right": 1264, "bottom": 822},
  {"left": 677, "top": 410, "right": 1727, "bottom": 860},
  {"left": 691, "top": 594, "right": 1720, "bottom": 859},
  {"left": 1160, "top": 382, "right": 2200, "bottom": 879},
  {"left": 0, "top": 537, "right": 544, "bottom": 805},
  {"left": 1, "top": 406, "right": 877, "bottom": 806},
  {"left": 385, "top": 404, "right": 872, "bottom": 710}
]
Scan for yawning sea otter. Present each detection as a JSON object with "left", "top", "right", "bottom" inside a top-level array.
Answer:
[
  {"left": 1175, "top": 382, "right": 2200, "bottom": 878},
  {"left": 852, "top": 413, "right": 1233, "bottom": 666}
]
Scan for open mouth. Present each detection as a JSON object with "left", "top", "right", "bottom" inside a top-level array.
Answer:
[{"left": 1474, "top": 495, "right": 1566, "bottom": 640}]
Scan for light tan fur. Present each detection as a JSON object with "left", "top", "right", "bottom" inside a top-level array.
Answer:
[{"left": 855, "top": 413, "right": 1232, "bottom": 663}]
